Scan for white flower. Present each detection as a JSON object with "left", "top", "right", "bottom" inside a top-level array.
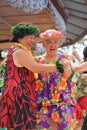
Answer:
[{"left": 1, "top": 51, "right": 7, "bottom": 58}]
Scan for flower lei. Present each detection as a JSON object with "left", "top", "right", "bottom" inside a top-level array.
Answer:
[{"left": 13, "top": 43, "right": 32, "bottom": 55}]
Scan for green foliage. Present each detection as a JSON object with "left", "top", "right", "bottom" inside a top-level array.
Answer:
[
  {"left": 0, "top": 62, "right": 5, "bottom": 75},
  {"left": 11, "top": 25, "right": 40, "bottom": 38},
  {"left": 55, "top": 60, "right": 64, "bottom": 74}
]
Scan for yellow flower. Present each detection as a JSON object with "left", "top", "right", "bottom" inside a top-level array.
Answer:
[
  {"left": 43, "top": 128, "right": 47, "bottom": 130},
  {"left": 43, "top": 107, "right": 48, "bottom": 114},
  {"left": 34, "top": 73, "right": 38, "bottom": 79}
]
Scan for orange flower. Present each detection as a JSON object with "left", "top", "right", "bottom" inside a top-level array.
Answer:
[
  {"left": 64, "top": 54, "right": 70, "bottom": 59},
  {"left": 60, "top": 102, "right": 65, "bottom": 106},
  {"left": 42, "top": 101, "right": 50, "bottom": 107},
  {"left": 62, "top": 75, "right": 67, "bottom": 80},
  {"left": 66, "top": 114, "right": 71, "bottom": 122},
  {"left": 59, "top": 80, "right": 66, "bottom": 90},
  {"left": 52, "top": 93, "right": 60, "bottom": 101},
  {"left": 52, "top": 112, "right": 60, "bottom": 123},
  {"left": 35, "top": 80, "right": 43, "bottom": 91},
  {"left": 69, "top": 119, "right": 75, "bottom": 128}
]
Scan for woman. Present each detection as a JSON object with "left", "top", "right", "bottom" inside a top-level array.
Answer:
[
  {"left": 35, "top": 29, "right": 76, "bottom": 130},
  {"left": 71, "top": 46, "right": 87, "bottom": 130},
  {"left": 0, "top": 24, "right": 67, "bottom": 130}
]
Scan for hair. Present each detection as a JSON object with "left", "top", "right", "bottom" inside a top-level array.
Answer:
[
  {"left": 10, "top": 22, "right": 40, "bottom": 42},
  {"left": 83, "top": 46, "right": 87, "bottom": 73},
  {"left": 83, "top": 46, "right": 87, "bottom": 61}
]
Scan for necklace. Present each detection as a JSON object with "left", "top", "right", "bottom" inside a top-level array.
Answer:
[{"left": 13, "top": 42, "right": 32, "bottom": 55}]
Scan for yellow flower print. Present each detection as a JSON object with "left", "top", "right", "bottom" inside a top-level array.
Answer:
[
  {"left": 69, "top": 119, "right": 75, "bottom": 129},
  {"left": 34, "top": 73, "right": 38, "bottom": 79},
  {"left": 43, "top": 128, "right": 47, "bottom": 130},
  {"left": 43, "top": 107, "right": 48, "bottom": 114},
  {"left": 71, "top": 88, "right": 76, "bottom": 98}
]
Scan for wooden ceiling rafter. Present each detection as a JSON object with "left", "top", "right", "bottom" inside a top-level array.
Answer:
[
  {"left": 0, "top": 16, "right": 12, "bottom": 27},
  {"left": 49, "top": 0, "right": 69, "bottom": 19},
  {"left": 62, "top": 30, "right": 87, "bottom": 47},
  {"left": 66, "top": 22, "right": 86, "bottom": 31},
  {"left": 0, "top": 0, "right": 87, "bottom": 49},
  {"left": 64, "top": 0, "right": 87, "bottom": 13}
]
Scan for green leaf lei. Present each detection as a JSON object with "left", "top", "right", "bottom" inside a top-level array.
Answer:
[{"left": 55, "top": 60, "right": 64, "bottom": 74}]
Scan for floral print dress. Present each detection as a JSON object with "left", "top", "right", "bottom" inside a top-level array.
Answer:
[{"left": 35, "top": 54, "right": 76, "bottom": 130}]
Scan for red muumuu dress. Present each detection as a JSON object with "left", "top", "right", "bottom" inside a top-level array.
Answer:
[{"left": 0, "top": 47, "right": 37, "bottom": 130}]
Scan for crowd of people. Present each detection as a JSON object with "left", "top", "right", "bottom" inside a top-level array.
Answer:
[{"left": 0, "top": 22, "right": 87, "bottom": 130}]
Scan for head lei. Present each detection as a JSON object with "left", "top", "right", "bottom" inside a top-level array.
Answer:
[
  {"left": 11, "top": 24, "right": 40, "bottom": 38},
  {"left": 39, "top": 29, "right": 66, "bottom": 41}
]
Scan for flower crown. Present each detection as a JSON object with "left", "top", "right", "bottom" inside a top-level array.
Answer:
[{"left": 39, "top": 29, "right": 66, "bottom": 40}]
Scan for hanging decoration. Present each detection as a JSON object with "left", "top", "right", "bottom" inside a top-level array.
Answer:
[{"left": 4, "top": 0, "right": 48, "bottom": 14}]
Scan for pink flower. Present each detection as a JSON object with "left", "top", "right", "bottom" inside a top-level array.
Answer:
[{"left": 39, "top": 33, "right": 44, "bottom": 38}]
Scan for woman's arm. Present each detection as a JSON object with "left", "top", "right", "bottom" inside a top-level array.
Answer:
[
  {"left": 13, "top": 49, "right": 57, "bottom": 73},
  {"left": 81, "top": 73, "right": 87, "bottom": 81},
  {"left": 71, "top": 61, "right": 87, "bottom": 72}
]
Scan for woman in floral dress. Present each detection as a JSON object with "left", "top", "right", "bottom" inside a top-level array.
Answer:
[{"left": 35, "top": 29, "right": 76, "bottom": 130}]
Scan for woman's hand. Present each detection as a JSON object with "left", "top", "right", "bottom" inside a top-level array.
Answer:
[
  {"left": 61, "top": 58, "right": 72, "bottom": 78},
  {"left": 81, "top": 73, "right": 87, "bottom": 81}
]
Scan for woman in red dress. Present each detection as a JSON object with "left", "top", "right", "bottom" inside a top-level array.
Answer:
[{"left": 0, "top": 23, "right": 60, "bottom": 130}]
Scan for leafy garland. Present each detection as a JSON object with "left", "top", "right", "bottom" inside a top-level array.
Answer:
[
  {"left": 54, "top": 60, "right": 64, "bottom": 74},
  {"left": 11, "top": 25, "right": 40, "bottom": 38}
]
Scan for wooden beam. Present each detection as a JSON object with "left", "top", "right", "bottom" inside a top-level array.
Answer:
[
  {"left": 85, "top": 0, "right": 87, "bottom": 5},
  {"left": 62, "top": 30, "right": 87, "bottom": 47},
  {"left": 49, "top": 0, "right": 69, "bottom": 19},
  {"left": 0, "top": 42, "right": 11, "bottom": 49},
  {"left": 0, "top": 16, "right": 12, "bottom": 27}
]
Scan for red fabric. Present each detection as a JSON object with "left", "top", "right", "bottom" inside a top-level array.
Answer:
[
  {"left": 76, "top": 96, "right": 87, "bottom": 121},
  {"left": 78, "top": 96, "right": 87, "bottom": 110},
  {"left": 76, "top": 103, "right": 82, "bottom": 120},
  {"left": 0, "top": 47, "right": 37, "bottom": 130}
]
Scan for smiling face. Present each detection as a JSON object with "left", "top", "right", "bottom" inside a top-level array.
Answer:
[
  {"left": 18, "top": 35, "right": 36, "bottom": 49},
  {"left": 43, "top": 39, "right": 60, "bottom": 57}
]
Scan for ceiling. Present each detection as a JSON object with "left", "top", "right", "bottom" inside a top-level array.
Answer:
[{"left": 0, "top": 0, "right": 87, "bottom": 49}]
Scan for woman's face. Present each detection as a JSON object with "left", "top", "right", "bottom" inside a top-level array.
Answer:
[
  {"left": 43, "top": 39, "right": 60, "bottom": 57},
  {"left": 18, "top": 35, "right": 35, "bottom": 49}
]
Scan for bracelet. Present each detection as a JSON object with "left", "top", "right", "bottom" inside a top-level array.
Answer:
[{"left": 54, "top": 60, "right": 64, "bottom": 74}]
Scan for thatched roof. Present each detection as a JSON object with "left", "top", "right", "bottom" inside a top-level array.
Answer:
[{"left": 0, "top": 0, "right": 87, "bottom": 49}]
